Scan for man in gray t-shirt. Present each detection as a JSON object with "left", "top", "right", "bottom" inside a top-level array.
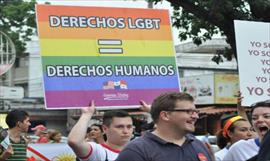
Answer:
[{"left": 116, "top": 92, "right": 213, "bottom": 161}]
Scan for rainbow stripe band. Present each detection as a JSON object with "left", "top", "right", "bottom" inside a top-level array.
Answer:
[
  {"left": 223, "top": 116, "right": 243, "bottom": 138},
  {"left": 36, "top": 5, "right": 180, "bottom": 109}
]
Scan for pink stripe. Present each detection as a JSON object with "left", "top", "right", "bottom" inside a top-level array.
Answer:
[{"left": 45, "top": 89, "right": 179, "bottom": 109}]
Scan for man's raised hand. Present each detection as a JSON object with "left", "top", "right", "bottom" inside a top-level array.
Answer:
[{"left": 81, "top": 100, "right": 96, "bottom": 116}]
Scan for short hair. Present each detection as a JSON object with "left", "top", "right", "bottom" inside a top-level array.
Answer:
[
  {"left": 6, "top": 109, "right": 29, "bottom": 129},
  {"left": 251, "top": 99, "right": 270, "bottom": 115},
  {"left": 150, "top": 92, "right": 194, "bottom": 123},
  {"left": 102, "top": 110, "right": 131, "bottom": 126}
]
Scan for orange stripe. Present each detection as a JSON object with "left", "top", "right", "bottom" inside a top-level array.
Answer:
[
  {"left": 223, "top": 116, "right": 243, "bottom": 138},
  {"left": 37, "top": 22, "right": 172, "bottom": 40},
  {"left": 36, "top": 4, "right": 170, "bottom": 25}
]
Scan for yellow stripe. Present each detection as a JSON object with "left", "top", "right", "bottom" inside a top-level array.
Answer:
[{"left": 40, "top": 39, "right": 175, "bottom": 57}]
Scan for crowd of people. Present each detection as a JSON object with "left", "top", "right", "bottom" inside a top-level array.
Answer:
[
  {"left": 0, "top": 92, "right": 269, "bottom": 161},
  {"left": 67, "top": 92, "right": 270, "bottom": 161}
]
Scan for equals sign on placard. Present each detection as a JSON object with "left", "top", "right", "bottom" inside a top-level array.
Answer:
[{"left": 98, "top": 39, "right": 123, "bottom": 54}]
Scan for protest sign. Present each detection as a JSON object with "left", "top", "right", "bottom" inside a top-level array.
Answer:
[
  {"left": 36, "top": 5, "right": 180, "bottom": 109},
  {"left": 234, "top": 20, "right": 270, "bottom": 106}
]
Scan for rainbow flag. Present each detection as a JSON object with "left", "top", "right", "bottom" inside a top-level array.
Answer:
[{"left": 36, "top": 5, "right": 180, "bottom": 109}]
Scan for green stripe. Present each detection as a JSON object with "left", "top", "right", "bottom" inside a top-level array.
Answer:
[
  {"left": 6, "top": 143, "right": 26, "bottom": 161},
  {"left": 42, "top": 56, "right": 177, "bottom": 72}
]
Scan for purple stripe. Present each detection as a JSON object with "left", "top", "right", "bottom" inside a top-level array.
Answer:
[{"left": 45, "top": 89, "right": 180, "bottom": 109}]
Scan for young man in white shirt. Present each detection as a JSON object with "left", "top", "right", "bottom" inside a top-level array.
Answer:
[{"left": 68, "top": 101, "right": 133, "bottom": 161}]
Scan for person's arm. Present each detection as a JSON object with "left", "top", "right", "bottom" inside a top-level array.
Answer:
[
  {"left": 139, "top": 100, "right": 152, "bottom": 123},
  {"left": 237, "top": 92, "right": 249, "bottom": 121},
  {"left": 68, "top": 101, "right": 95, "bottom": 159},
  {"left": 0, "top": 145, "right": 13, "bottom": 161}
]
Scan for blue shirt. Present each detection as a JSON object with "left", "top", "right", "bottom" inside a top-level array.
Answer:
[{"left": 116, "top": 132, "right": 212, "bottom": 161}]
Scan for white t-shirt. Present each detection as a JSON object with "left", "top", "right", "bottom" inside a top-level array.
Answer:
[
  {"left": 222, "top": 138, "right": 260, "bottom": 161},
  {"left": 215, "top": 147, "right": 229, "bottom": 161},
  {"left": 79, "top": 142, "right": 120, "bottom": 161}
]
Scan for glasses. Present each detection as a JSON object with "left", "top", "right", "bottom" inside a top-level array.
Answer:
[{"left": 165, "top": 109, "right": 200, "bottom": 115}]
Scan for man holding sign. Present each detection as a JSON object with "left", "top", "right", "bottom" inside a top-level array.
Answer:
[{"left": 68, "top": 101, "right": 133, "bottom": 161}]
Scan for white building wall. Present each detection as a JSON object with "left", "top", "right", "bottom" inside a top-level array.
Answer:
[
  {"left": 175, "top": 38, "right": 238, "bottom": 77},
  {"left": 26, "top": 40, "right": 44, "bottom": 98}
]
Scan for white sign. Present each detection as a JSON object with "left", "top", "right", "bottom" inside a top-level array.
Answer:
[
  {"left": 0, "top": 86, "right": 24, "bottom": 99},
  {"left": 234, "top": 20, "right": 270, "bottom": 106},
  {"left": 28, "top": 54, "right": 44, "bottom": 98}
]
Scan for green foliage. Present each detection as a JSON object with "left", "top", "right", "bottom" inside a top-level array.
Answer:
[
  {"left": 0, "top": 0, "right": 36, "bottom": 57},
  {"left": 150, "top": 0, "right": 270, "bottom": 63}
]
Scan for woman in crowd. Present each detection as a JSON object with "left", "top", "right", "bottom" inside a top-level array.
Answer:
[
  {"left": 85, "top": 123, "right": 105, "bottom": 144},
  {"left": 49, "top": 130, "right": 62, "bottom": 143},
  {"left": 223, "top": 99, "right": 270, "bottom": 161},
  {"left": 214, "top": 115, "right": 254, "bottom": 161}
]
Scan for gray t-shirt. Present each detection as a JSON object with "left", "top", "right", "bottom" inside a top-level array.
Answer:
[{"left": 116, "top": 132, "right": 213, "bottom": 161}]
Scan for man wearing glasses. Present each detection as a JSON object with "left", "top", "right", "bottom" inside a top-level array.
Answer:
[{"left": 116, "top": 92, "right": 213, "bottom": 161}]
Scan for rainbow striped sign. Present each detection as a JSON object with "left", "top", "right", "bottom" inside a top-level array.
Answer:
[{"left": 36, "top": 5, "right": 180, "bottom": 109}]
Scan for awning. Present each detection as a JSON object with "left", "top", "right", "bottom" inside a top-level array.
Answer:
[{"left": 199, "top": 106, "right": 238, "bottom": 115}]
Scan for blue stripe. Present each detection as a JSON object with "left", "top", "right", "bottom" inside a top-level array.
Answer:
[{"left": 43, "top": 75, "right": 180, "bottom": 91}]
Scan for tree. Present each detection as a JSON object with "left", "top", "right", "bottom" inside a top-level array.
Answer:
[
  {"left": 0, "top": 0, "right": 36, "bottom": 57},
  {"left": 151, "top": 0, "right": 270, "bottom": 63}
]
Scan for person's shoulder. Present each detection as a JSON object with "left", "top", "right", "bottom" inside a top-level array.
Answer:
[
  {"left": 186, "top": 134, "right": 210, "bottom": 151},
  {"left": 116, "top": 137, "right": 149, "bottom": 161},
  {"left": 228, "top": 138, "right": 255, "bottom": 152},
  {"left": 186, "top": 133, "right": 195, "bottom": 138},
  {"left": 233, "top": 138, "right": 254, "bottom": 146},
  {"left": 215, "top": 147, "right": 227, "bottom": 155},
  {"left": 88, "top": 141, "right": 102, "bottom": 148},
  {"left": 124, "top": 134, "right": 155, "bottom": 151},
  {"left": 214, "top": 148, "right": 228, "bottom": 160},
  {"left": 186, "top": 134, "right": 203, "bottom": 144},
  {"left": 127, "top": 136, "right": 147, "bottom": 146}
]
